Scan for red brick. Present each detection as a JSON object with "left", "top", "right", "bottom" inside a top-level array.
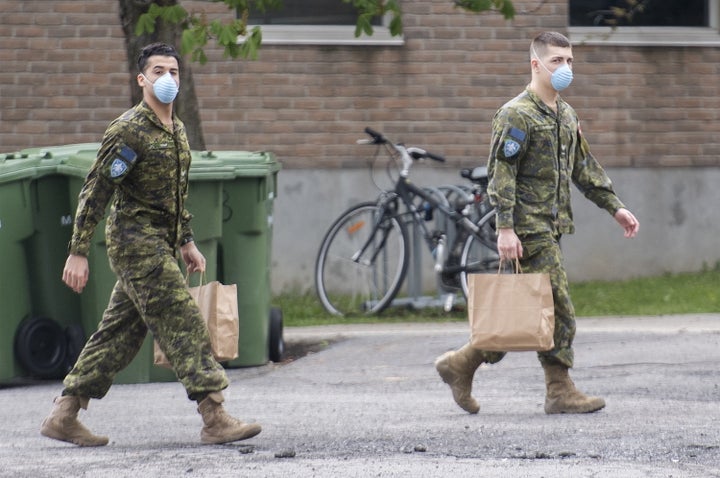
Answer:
[{"left": 0, "top": 0, "right": 718, "bottom": 168}]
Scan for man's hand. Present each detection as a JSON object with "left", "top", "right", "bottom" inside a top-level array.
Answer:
[
  {"left": 63, "top": 254, "right": 89, "bottom": 294},
  {"left": 497, "top": 227, "right": 523, "bottom": 261},
  {"left": 614, "top": 208, "right": 640, "bottom": 238},
  {"left": 181, "top": 241, "right": 206, "bottom": 274}
]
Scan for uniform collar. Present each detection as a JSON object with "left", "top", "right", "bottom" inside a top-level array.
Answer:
[
  {"left": 138, "top": 101, "right": 176, "bottom": 132},
  {"left": 524, "top": 86, "right": 565, "bottom": 118}
]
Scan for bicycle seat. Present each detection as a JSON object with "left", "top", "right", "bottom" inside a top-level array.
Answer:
[{"left": 460, "top": 166, "right": 488, "bottom": 186}]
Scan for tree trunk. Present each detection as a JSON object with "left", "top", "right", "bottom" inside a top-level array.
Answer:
[{"left": 118, "top": 0, "right": 206, "bottom": 150}]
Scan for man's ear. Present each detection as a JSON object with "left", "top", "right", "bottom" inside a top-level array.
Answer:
[{"left": 530, "top": 58, "right": 539, "bottom": 73}]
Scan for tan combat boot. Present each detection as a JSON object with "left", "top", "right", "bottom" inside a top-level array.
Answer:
[
  {"left": 434, "top": 343, "right": 486, "bottom": 414},
  {"left": 543, "top": 363, "right": 606, "bottom": 414},
  {"left": 197, "top": 392, "right": 262, "bottom": 444},
  {"left": 40, "top": 395, "right": 109, "bottom": 447}
]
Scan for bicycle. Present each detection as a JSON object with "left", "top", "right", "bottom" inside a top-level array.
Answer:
[{"left": 314, "top": 127, "right": 500, "bottom": 316}]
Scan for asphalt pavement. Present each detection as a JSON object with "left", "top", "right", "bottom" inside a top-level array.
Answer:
[{"left": 1, "top": 314, "right": 719, "bottom": 478}]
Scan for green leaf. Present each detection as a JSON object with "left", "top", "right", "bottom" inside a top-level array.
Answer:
[
  {"left": 455, "top": 0, "right": 492, "bottom": 12},
  {"left": 147, "top": 3, "right": 162, "bottom": 16},
  {"left": 180, "top": 29, "right": 196, "bottom": 55},
  {"left": 135, "top": 13, "right": 157, "bottom": 35},
  {"left": 192, "top": 48, "right": 209, "bottom": 65},
  {"left": 159, "top": 5, "right": 188, "bottom": 24},
  {"left": 389, "top": 15, "right": 403, "bottom": 36},
  {"left": 355, "top": 15, "right": 373, "bottom": 37},
  {"left": 497, "top": 0, "right": 515, "bottom": 18},
  {"left": 386, "top": 0, "right": 400, "bottom": 11},
  {"left": 238, "top": 26, "right": 262, "bottom": 60},
  {"left": 218, "top": 24, "right": 239, "bottom": 46}
]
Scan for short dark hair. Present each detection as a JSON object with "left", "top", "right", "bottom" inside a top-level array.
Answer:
[
  {"left": 530, "top": 31, "right": 571, "bottom": 59},
  {"left": 137, "top": 43, "right": 180, "bottom": 73}
]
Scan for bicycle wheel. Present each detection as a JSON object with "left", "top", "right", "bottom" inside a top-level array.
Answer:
[
  {"left": 315, "top": 202, "right": 409, "bottom": 316},
  {"left": 459, "top": 209, "right": 500, "bottom": 298}
]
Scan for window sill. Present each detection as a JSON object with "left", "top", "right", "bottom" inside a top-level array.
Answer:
[
  {"left": 241, "top": 25, "right": 404, "bottom": 46},
  {"left": 568, "top": 26, "right": 720, "bottom": 47}
]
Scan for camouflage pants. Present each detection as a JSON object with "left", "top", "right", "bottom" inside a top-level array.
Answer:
[
  {"left": 478, "top": 233, "right": 576, "bottom": 368},
  {"left": 62, "top": 249, "right": 229, "bottom": 400}
]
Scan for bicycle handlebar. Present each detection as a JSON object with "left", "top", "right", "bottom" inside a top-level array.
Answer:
[
  {"left": 406, "top": 147, "right": 445, "bottom": 163},
  {"left": 425, "top": 151, "right": 446, "bottom": 163},
  {"left": 361, "top": 127, "right": 445, "bottom": 163},
  {"left": 364, "top": 126, "right": 385, "bottom": 143}
]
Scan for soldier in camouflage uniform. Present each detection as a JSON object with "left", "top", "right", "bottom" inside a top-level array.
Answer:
[
  {"left": 41, "top": 43, "right": 261, "bottom": 446},
  {"left": 436, "top": 32, "right": 640, "bottom": 415}
]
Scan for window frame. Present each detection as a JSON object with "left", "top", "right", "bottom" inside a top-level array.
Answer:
[
  {"left": 240, "top": 2, "right": 403, "bottom": 47},
  {"left": 246, "top": 23, "right": 403, "bottom": 46},
  {"left": 568, "top": 0, "right": 720, "bottom": 46}
]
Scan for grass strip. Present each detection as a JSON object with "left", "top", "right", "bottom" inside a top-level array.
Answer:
[{"left": 274, "top": 267, "right": 720, "bottom": 327}]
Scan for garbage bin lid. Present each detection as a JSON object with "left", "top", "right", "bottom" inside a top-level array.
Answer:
[
  {"left": 55, "top": 144, "right": 103, "bottom": 178},
  {"left": 190, "top": 150, "right": 280, "bottom": 180},
  {"left": 0, "top": 152, "right": 42, "bottom": 183}
]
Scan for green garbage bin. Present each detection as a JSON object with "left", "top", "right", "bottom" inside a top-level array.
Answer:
[
  {"left": 0, "top": 152, "right": 38, "bottom": 383},
  {"left": 21, "top": 146, "right": 97, "bottom": 379},
  {"left": 1, "top": 145, "right": 90, "bottom": 382},
  {"left": 197, "top": 151, "right": 282, "bottom": 367},
  {"left": 185, "top": 173, "right": 224, "bottom": 283}
]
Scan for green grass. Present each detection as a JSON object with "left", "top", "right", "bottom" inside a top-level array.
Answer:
[
  {"left": 274, "top": 266, "right": 720, "bottom": 327},
  {"left": 271, "top": 290, "right": 466, "bottom": 327},
  {"left": 571, "top": 267, "right": 720, "bottom": 317}
]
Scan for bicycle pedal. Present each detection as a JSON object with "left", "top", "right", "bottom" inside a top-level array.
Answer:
[
  {"left": 443, "top": 294, "right": 456, "bottom": 312},
  {"left": 439, "top": 272, "right": 461, "bottom": 290}
]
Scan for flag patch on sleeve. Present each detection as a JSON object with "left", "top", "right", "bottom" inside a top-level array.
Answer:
[{"left": 509, "top": 127, "right": 526, "bottom": 142}]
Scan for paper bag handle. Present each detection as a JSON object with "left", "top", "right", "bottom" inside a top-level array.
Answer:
[
  {"left": 497, "top": 258, "right": 522, "bottom": 274},
  {"left": 185, "top": 271, "right": 207, "bottom": 288}
]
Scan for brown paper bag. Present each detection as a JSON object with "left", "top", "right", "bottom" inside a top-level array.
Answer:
[
  {"left": 467, "top": 260, "right": 555, "bottom": 352},
  {"left": 154, "top": 274, "right": 240, "bottom": 368}
]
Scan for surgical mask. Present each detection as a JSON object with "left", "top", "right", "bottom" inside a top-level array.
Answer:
[
  {"left": 142, "top": 72, "right": 179, "bottom": 104},
  {"left": 532, "top": 47, "right": 573, "bottom": 91}
]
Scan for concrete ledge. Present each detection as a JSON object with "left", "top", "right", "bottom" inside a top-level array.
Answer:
[{"left": 284, "top": 314, "right": 720, "bottom": 343}]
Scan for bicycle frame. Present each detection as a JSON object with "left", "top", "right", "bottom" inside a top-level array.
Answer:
[
  {"left": 393, "top": 176, "right": 480, "bottom": 254},
  {"left": 351, "top": 163, "right": 493, "bottom": 277}
]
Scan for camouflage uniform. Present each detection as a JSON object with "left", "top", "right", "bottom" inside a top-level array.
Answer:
[
  {"left": 62, "top": 101, "right": 228, "bottom": 400},
  {"left": 485, "top": 87, "right": 626, "bottom": 368}
]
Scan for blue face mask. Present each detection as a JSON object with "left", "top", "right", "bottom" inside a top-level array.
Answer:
[
  {"left": 142, "top": 72, "right": 179, "bottom": 104},
  {"left": 548, "top": 64, "right": 573, "bottom": 91},
  {"left": 532, "top": 47, "right": 573, "bottom": 92}
]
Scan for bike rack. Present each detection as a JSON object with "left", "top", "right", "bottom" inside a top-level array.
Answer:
[{"left": 390, "top": 185, "right": 470, "bottom": 312}]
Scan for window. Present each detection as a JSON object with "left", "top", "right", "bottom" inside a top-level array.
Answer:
[
  {"left": 241, "top": 0, "right": 403, "bottom": 46},
  {"left": 247, "top": 1, "right": 381, "bottom": 26},
  {"left": 570, "top": 0, "right": 709, "bottom": 27},
  {"left": 568, "top": 0, "right": 720, "bottom": 46}
]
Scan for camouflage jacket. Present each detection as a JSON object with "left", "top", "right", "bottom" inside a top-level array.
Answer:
[
  {"left": 487, "top": 87, "right": 625, "bottom": 236},
  {"left": 69, "top": 101, "right": 194, "bottom": 258}
]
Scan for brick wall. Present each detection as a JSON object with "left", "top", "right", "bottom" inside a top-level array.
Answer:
[
  {"left": 1, "top": 0, "right": 719, "bottom": 168},
  {"left": 0, "top": 1, "right": 129, "bottom": 148}
]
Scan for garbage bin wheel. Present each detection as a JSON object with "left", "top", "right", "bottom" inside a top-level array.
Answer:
[
  {"left": 14, "top": 316, "right": 68, "bottom": 379},
  {"left": 268, "top": 307, "right": 284, "bottom": 362},
  {"left": 64, "top": 324, "right": 87, "bottom": 373}
]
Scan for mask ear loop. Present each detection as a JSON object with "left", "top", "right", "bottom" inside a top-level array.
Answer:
[
  {"left": 531, "top": 46, "right": 552, "bottom": 76},
  {"left": 139, "top": 73, "right": 154, "bottom": 88}
]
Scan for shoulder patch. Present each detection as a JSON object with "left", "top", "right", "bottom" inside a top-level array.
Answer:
[
  {"left": 508, "top": 127, "right": 526, "bottom": 142},
  {"left": 503, "top": 139, "right": 521, "bottom": 158},
  {"left": 110, "top": 158, "right": 128, "bottom": 178}
]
